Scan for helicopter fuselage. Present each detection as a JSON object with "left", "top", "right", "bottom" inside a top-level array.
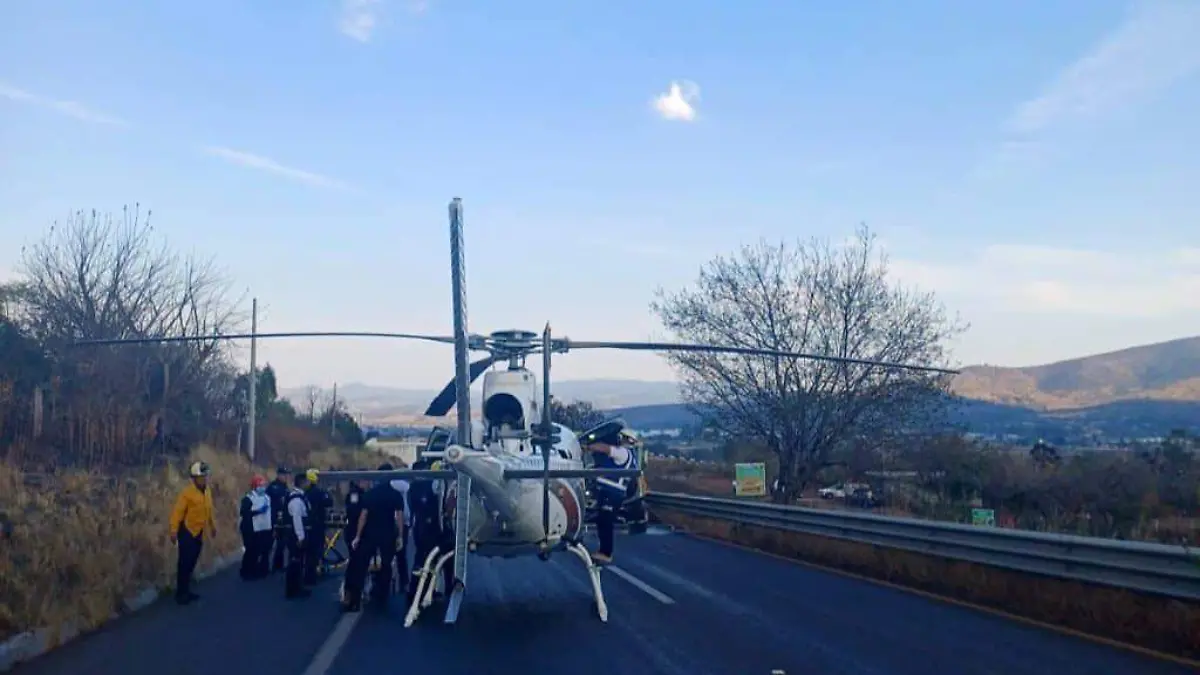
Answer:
[{"left": 441, "top": 439, "right": 589, "bottom": 558}]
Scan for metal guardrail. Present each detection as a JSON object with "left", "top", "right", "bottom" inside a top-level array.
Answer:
[{"left": 644, "top": 492, "right": 1200, "bottom": 601}]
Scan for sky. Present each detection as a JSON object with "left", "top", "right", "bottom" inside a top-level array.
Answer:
[{"left": 2, "top": 0, "right": 1199, "bottom": 392}]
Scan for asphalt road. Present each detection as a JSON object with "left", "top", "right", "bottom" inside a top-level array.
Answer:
[{"left": 12, "top": 528, "right": 1192, "bottom": 675}]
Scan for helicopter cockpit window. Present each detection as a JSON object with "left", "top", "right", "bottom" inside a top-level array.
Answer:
[{"left": 484, "top": 393, "right": 525, "bottom": 431}]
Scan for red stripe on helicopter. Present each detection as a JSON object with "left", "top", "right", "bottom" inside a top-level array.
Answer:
[{"left": 555, "top": 479, "right": 582, "bottom": 537}]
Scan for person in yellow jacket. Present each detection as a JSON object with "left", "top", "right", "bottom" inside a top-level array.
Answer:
[{"left": 169, "top": 461, "right": 218, "bottom": 605}]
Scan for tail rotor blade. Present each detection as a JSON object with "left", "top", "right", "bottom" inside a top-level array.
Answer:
[{"left": 424, "top": 355, "right": 500, "bottom": 417}]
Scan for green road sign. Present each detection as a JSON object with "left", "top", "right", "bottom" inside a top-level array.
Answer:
[
  {"left": 734, "top": 462, "right": 767, "bottom": 497},
  {"left": 971, "top": 508, "right": 996, "bottom": 527}
]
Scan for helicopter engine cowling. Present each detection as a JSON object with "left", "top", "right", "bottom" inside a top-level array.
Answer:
[{"left": 481, "top": 369, "right": 538, "bottom": 451}]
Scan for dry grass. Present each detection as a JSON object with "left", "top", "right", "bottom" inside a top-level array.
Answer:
[
  {"left": 645, "top": 457, "right": 739, "bottom": 498},
  {"left": 653, "top": 510, "right": 1200, "bottom": 661},
  {"left": 0, "top": 441, "right": 382, "bottom": 644}
]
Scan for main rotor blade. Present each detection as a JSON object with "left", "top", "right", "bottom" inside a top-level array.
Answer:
[
  {"left": 71, "top": 331, "right": 457, "bottom": 347},
  {"left": 504, "top": 468, "right": 642, "bottom": 480},
  {"left": 564, "top": 340, "right": 960, "bottom": 375},
  {"left": 316, "top": 469, "right": 457, "bottom": 484},
  {"left": 424, "top": 354, "right": 500, "bottom": 417}
]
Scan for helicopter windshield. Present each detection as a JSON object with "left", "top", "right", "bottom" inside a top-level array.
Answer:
[{"left": 484, "top": 393, "right": 526, "bottom": 431}]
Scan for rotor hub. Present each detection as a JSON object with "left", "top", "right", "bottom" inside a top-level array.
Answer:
[{"left": 486, "top": 329, "right": 541, "bottom": 356}]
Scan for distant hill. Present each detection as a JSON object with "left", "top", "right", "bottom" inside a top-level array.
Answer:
[
  {"left": 285, "top": 335, "right": 1200, "bottom": 433},
  {"left": 610, "top": 398, "right": 1200, "bottom": 443},
  {"left": 280, "top": 379, "right": 683, "bottom": 424},
  {"left": 950, "top": 335, "right": 1200, "bottom": 410}
]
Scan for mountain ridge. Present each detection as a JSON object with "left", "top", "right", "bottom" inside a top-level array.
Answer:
[{"left": 953, "top": 335, "right": 1200, "bottom": 410}]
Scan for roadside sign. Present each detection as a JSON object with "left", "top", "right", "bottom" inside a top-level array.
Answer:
[
  {"left": 734, "top": 463, "right": 767, "bottom": 497},
  {"left": 971, "top": 508, "right": 996, "bottom": 527}
]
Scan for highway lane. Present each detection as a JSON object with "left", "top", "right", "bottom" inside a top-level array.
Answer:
[
  {"left": 11, "top": 529, "right": 1193, "bottom": 674},
  {"left": 328, "top": 529, "right": 1192, "bottom": 675},
  {"left": 10, "top": 566, "right": 345, "bottom": 675}
]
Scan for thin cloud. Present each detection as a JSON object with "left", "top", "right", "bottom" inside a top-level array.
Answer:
[
  {"left": 200, "top": 146, "right": 351, "bottom": 190},
  {"left": 1008, "top": 1, "right": 1200, "bottom": 136},
  {"left": 339, "top": 0, "right": 383, "bottom": 42},
  {"left": 651, "top": 80, "right": 700, "bottom": 122},
  {"left": 0, "top": 82, "right": 128, "bottom": 127},
  {"left": 337, "top": 0, "right": 424, "bottom": 41},
  {"left": 889, "top": 244, "right": 1200, "bottom": 319}
]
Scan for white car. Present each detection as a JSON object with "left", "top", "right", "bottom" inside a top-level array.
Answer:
[{"left": 818, "top": 485, "right": 846, "bottom": 499}]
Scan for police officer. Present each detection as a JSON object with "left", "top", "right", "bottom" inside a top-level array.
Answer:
[
  {"left": 303, "top": 468, "right": 334, "bottom": 586},
  {"left": 341, "top": 463, "right": 406, "bottom": 613},
  {"left": 405, "top": 458, "right": 444, "bottom": 602},
  {"left": 344, "top": 477, "right": 365, "bottom": 544},
  {"left": 284, "top": 472, "right": 313, "bottom": 599},
  {"left": 584, "top": 428, "right": 640, "bottom": 564},
  {"left": 265, "top": 466, "right": 291, "bottom": 573}
]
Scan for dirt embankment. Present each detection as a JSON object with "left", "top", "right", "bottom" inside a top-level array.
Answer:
[{"left": 0, "top": 442, "right": 382, "bottom": 645}]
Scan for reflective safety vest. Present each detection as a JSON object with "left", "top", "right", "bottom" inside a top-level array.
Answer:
[
  {"left": 593, "top": 446, "right": 637, "bottom": 505},
  {"left": 244, "top": 490, "right": 272, "bottom": 532},
  {"left": 285, "top": 489, "right": 310, "bottom": 539}
]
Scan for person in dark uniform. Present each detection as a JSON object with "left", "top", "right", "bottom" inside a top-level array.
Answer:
[
  {"left": 341, "top": 463, "right": 406, "bottom": 612},
  {"left": 584, "top": 428, "right": 639, "bottom": 564},
  {"left": 265, "top": 466, "right": 291, "bottom": 573},
  {"left": 344, "top": 478, "right": 365, "bottom": 543},
  {"left": 405, "top": 458, "right": 444, "bottom": 603},
  {"left": 302, "top": 468, "right": 334, "bottom": 585},
  {"left": 284, "top": 472, "right": 313, "bottom": 599}
]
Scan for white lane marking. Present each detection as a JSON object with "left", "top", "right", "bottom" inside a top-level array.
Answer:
[
  {"left": 607, "top": 564, "right": 675, "bottom": 605},
  {"left": 301, "top": 611, "right": 362, "bottom": 675}
]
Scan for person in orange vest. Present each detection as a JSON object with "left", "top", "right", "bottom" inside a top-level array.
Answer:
[{"left": 169, "top": 461, "right": 218, "bottom": 605}]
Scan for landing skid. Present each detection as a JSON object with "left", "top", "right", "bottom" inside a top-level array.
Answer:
[
  {"left": 401, "top": 542, "right": 611, "bottom": 626},
  {"left": 567, "top": 542, "right": 609, "bottom": 622}
]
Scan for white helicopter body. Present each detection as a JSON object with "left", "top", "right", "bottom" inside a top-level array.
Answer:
[{"left": 435, "top": 367, "right": 591, "bottom": 560}]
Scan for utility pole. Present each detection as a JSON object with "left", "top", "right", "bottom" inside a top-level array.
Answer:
[
  {"left": 330, "top": 381, "right": 337, "bottom": 440},
  {"left": 248, "top": 297, "right": 258, "bottom": 462},
  {"left": 160, "top": 360, "right": 170, "bottom": 456}
]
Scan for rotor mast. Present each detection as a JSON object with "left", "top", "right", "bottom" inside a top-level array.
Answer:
[
  {"left": 446, "top": 197, "right": 473, "bottom": 624},
  {"left": 448, "top": 197, "right": 472, "bottom": 446}
]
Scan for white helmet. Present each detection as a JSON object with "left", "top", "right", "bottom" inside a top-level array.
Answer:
[{"left": 188, "top": 461, "right": 211, "bottom": 478}]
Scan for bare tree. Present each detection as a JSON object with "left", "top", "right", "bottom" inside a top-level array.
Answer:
[
  {"left": 549, "top": 396, "right": 606, "bottom": 432},
  {"left": 10, "top": 206, "right": 246, "bottom": 465},
  {"left": 305, "top": 386, "right": 323, "bottom": 422},
  {"left": 651, "top": 225, "right": 965, "bottom": 501}
]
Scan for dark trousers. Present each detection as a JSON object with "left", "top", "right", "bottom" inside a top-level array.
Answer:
[
  {"left": 253, "top": 531, "right": 273, "bottom": 576},
  {"left": 241, "top": 530, "right": 272, "bottom": 579},
  {"left": 596, "top": 504, "right": 616, "bottom": 557},
  {"left": 344, "top": 535, "right": 397, "bottom": 606},
  {"left": 175, "top": 528, "right": 203, "bottom": 600},
  {"left": 271, "top": 527, "right": 286, "bottom": 572},
  {"left": 304, "top": 527, "right": 325, "bottom": 584},
  {"left": 285, "top": 534, "right": 307, "bottom": 597}
]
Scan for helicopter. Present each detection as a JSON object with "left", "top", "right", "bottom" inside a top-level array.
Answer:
[{"left": 73, "top": 197, "right": 960, "bottom": 627}]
